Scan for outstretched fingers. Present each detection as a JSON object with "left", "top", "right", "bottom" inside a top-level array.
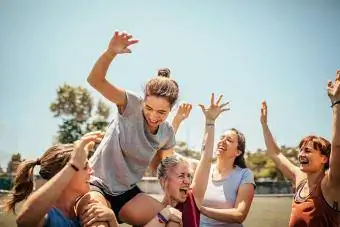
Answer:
[
  {"left": 221, "top": 107, "right": 230, "bottom": 113},
  {"left": 220, "top": 101, "right": 230, "bottom": 109},
  {"left": 127, "top": 39, "right": 139, "bottom": 46},
  {"left": 210, "top": 93, "right": 215, "bottom": 106},
  {"left": 215, "top": 94, "right": 223, "bottom": 106},
  {"left": 198, "top": 104, "right": 206, "bottom": 113}
]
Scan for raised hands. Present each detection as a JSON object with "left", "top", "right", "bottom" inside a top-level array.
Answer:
[
  {"left": 260, "top": 101, "right": 268, "bottom": 125},
  {"left": 174, "top": 103, "right": 192, "bottom": 122},
  {"left": 328, "top": 70, "right": 340, "bottom": 106},
  {"left": 70, "top": 131, "right": 104, "bottom": 170},
  {"left": 107, "top": 31, "right": 139, "bottom": 56},
  {"left": 171, "top": 103, "right": 192, "bottom": 134},
  {"left": 199, "top": 93, "right": 230, "bottom": 123}
]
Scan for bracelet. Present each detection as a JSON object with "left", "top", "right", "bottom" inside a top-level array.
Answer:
[
  {"left": 331, "top": 100, "right": 340, "bottom": 108},
  {"left": 68, "top": 162, "right": 79, "bottom": 172},
  {"left": 206, "top": 123, "right": 215, "bottom": 126},
  {"left": 157, "top": 212, "right": 169, "bottom": 224}
]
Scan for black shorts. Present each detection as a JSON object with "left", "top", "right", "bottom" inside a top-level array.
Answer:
[{"left": 90, "top": 182, "right": 142, "bottom": 223}]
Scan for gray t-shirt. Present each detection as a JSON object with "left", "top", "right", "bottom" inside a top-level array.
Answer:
[
  {"left": 200, "top": 165, "right": 255, "bottom": 227},
  {"left": 89, "top": 90, "right": 176, "bottom": 194}
]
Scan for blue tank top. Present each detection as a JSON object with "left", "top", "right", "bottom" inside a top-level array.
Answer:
[{"left": 44, "top": 208, "right": 81, "bottom": 227}]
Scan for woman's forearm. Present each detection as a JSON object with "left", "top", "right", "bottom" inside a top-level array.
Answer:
[
  {"left": 17, "top": 164, "right": 77, "bottom": 226},
  {"left": 87, "top": 51, "right": 117, "bottom": 87},
  {"left": 261, "top": 123, "right": 281, "bottom": 157},
  {"left": 201, "top": 206, "right": 244, "bottom": 224}
]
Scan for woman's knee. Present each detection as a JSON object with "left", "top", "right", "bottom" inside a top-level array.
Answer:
[{"left": 119, "top": 193, "right": 164, "bottom": 225}]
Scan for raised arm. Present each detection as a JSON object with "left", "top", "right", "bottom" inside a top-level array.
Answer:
[
  {"left": 260, "top": 101, "right": 300, "bottom": 182},
  {"left": 16, "top": 133, "right": 102, "bottom": 227},
  {"left": 200, "top": 183, "right": 254, "bottom": 223},
  {"left": 87, "top": 31, "right": 138, "bottom": 107},
  {"left": 327, "top": 70, "right": 340, "bottom": 187},
  {"left": 172, "top": 103, "right": 192, "bottom": 134},
  {"left": 149, "top": 148, "right": 174, "bottom": 176},
  {"left": 191, "top": 94, "right": 229, "bottom": 207}
]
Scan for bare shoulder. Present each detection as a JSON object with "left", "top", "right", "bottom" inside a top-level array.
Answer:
[
  {"left": 294, "top": 170, "right": 306, "bottom": 188},
  {"left": 75, "top": 191, "right": 109, "bottom": 216}
]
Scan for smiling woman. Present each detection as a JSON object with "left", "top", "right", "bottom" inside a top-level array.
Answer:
[
  {"left": 142, "top": 68, "right": 178, "bottom": 133},
  {"left": 260, "top": 70, "right": 340, "bottom": 227},
  {"left": 76, "top": 30, "right": 184, "bottom": 227},
  {"left": 199, "top": 127, "right": 255, "bottom": 227}
]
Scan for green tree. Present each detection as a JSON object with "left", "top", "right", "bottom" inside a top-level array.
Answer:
[
  {"left": 50, "top": 84, "right": 111, "bottom": 144},
  {"left": 246, "top": 146, "right": 299, "bottom": 181},
  {"left": 7, "top": 153, "right": 23, "bottom": 175},
  {"left": 175, "top": 141, "right": 201, "bottom": 160}
]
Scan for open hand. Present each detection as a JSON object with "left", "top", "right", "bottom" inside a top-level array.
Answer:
[
  {"left": 70, "top": 131, "right": 104, "bottom": 170},
  {"left": 107, "top": 31, "right": 139, "bottom": 55},
  {"left": 328, "top": 70, "right": 340, "bottom": 103},
  {"left": 199, "top": 93, "right": 230, "bottom": 123},
  {"left": 174, "top": 103, "right": 192, "bottom": 122}
]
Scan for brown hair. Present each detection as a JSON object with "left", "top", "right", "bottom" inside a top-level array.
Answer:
[
  {"left": 298, "top": 135, "right": 331, "bottom": 170},
  {"left": 230, "top": 128, "right": 247, "bottom": 168},
  {"left": 4, "top": 144, "right": 74, "bottom": 213},
  {"left": 144, "top": 68, "right": 179, "bottom": 108}
]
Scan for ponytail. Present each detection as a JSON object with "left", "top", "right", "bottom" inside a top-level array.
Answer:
[{"left": 4, "top": 159, "right": 39, "bottom": 213}]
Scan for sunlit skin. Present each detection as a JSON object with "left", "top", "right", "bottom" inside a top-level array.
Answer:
[
  {"left": 142, "top": 96, "right": 171, "bottom": 134},
  {"left": 68, "top": 161, "right": 93, "bottom": 195},
  {"left": 161, "top": 162, "right": 192, "bottom": 207},
  {"left": 298, "top": 141, "right": 328, "bottom": 174},
  {"left": 216, "top": 130, "right": 240, "bottom": 159}
]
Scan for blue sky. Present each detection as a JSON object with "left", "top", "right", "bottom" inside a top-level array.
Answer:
[{"left": 0, "top": 1, "right": 339, "bottom": 170}]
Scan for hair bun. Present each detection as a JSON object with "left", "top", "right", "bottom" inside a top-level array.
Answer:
[{"left": 157, "top": 68, "right": 171, "bottom": 78}]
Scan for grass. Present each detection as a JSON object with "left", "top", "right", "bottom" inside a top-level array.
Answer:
[{"left": 0, "top": 195, "right": 292, "bottom": 227}]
